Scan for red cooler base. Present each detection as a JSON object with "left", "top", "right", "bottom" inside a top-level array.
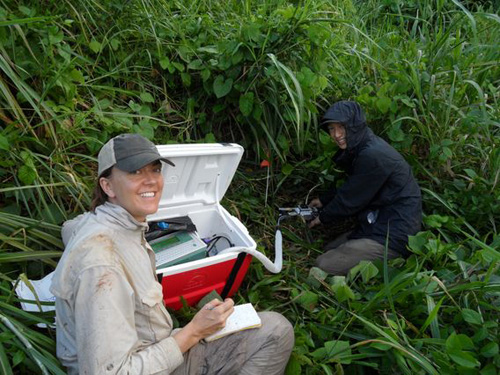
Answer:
[{"left": 159, "top": 254, "right": 252, "bottom": 310}]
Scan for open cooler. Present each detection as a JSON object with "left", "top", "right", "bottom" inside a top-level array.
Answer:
[
  {"left": 148, "top": 143, "right": 282, "bottom": 310},
  {"left": 14, "top": 143, "right": 283, "bottom": 317}
]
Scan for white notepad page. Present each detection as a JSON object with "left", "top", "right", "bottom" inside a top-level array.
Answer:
[{"left": 204, "top": 303, "right": 262, "bottom": 342}]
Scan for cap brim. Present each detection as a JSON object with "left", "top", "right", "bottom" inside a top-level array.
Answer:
[{"left": 115, "top": 152, "right": 175, "bottom": 172}]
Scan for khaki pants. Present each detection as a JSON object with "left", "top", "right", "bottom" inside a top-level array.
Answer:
[
  {"left": 316, "top": 232, "right": 400, "bottom": 275},
  {"left": 172, "top": 312, "right": 294, "bottom": 375}
]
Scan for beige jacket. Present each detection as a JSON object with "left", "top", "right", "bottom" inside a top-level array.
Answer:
[{"left": 50, "top": 202, "right": 184, "bottom": 374}]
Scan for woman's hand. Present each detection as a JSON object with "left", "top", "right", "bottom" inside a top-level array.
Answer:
[
  {"left": 308, "top": 198, "right": 323, "bottom": 209},
  {"left": 173, "top": 298, "right": 234, "bottom": 353},
  {"left": 190, "top": 298, "right": 234, "bottom": 337}
]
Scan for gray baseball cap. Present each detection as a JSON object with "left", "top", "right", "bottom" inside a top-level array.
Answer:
[{"left": 97, "top": 133, "right": 175, "bottom": 177}]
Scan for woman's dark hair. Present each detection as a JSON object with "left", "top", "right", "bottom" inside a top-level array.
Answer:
[{"left": 90, "top": 167, "right": 113, "bottom": 212}]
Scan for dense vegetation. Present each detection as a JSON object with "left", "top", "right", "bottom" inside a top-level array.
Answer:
[{"left": 0, "top": 0, "right": 498, "bottom": 374}]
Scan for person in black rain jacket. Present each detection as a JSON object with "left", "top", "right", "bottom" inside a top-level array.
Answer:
[{"left": 308, "top": 101, "right": 422, "bottom": 275}]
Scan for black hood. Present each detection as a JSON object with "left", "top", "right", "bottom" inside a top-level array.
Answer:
[{"left": 322, "top": 101, "right": 368, "bottom": 151}]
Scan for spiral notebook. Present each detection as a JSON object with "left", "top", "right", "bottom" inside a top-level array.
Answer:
[{"left": 204, "top": 303, "right": 262, "bottom": 342}]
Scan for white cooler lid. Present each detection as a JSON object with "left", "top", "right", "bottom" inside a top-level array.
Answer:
[{"left": 154, "top": 143, "right": 244, "bottom": 210}]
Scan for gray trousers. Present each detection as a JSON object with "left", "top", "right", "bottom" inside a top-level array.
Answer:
[
  {"left": 316, "top": 232, "right": 400, "bottom": 275},
  {"left": 172, "top": 312, "right": 294, "bottom": 375}
]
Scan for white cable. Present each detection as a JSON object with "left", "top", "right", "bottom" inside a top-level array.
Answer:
[
  {"left": 217, "top": 227, "right": 283, "bottom": 274},
  {"left": 214, "top": 173, "right": 283, "bottom": 273},
  {"left": 218, "top": 237, "right": 283, "bottom": 274}
]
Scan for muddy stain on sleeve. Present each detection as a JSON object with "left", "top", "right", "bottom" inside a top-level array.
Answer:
[
  {"left": 95, "top": 271, "right": 114, "bottom": 293},
  {"left": 92, "top": 235, "right": 118, "bottom": 294}
]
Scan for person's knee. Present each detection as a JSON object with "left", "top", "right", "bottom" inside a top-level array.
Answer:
[
  {"left": 316, "top": 252, "right": 349, "bottom": 276},
  {"left": 260, "top": 312, "right": 294, "bottom": 351},
  {"left": 315, "top": 254, "right": 327, "bottom": 270}
]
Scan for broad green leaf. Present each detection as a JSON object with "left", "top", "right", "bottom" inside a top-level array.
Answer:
[
  {"left": 58, "top": 44, "right": 72, "bottom": 61},
  {"left": 480, "top": 363, "right": 498, "bottom": 375},
  {"left": 187, "top": 59, "right": 203, "bottom": 70},
  {"left": 0, "top": 134, "right": 9, "bottom": 150},
  {"left": 139, "top": 105, "right": 151, "bottom": 116},
  {"left": 201, "top": 69, "right": 211, "bottom": 81},
  {"left": 281, "top": 164, "right": 294, "bottom": 176},
  {"left": 464, "top": 169, "right": 477, "bottom": 179},
  {"left": 242, "top": 23, "right": 261, "bottom": 42},
  {"left": 19, "top": 6, "right": 33, "bottom": 16},
  {"left": 296, "top": 291, "right": 318, "bottom": 312},
  {"left": 324, "top": 340, "right": 352, "bottom": 363},
  {"left": 12, "top": 350, "right": 24, "bottom": 367},
  {"left": 424, "top": 214, "right": 449, "bottom": 228},
  {"left": 18, "top": 165, "right": 37, "bottom": 185},
  {"left": 331, "top": 283, "right": 355, "bottom": 303},
  {"left": 140, "top": 93, "right": 155, "bottom": 103},
  {"left": 310, "top": 347, "right": 326, "bottom": 359},
  {"left": 132, "top": 121, "right": 154, "bottom": 140},
  {"left": 462, "top": 308, "right": 482, "bottom": 325},
  {"left": 128, "top": 101, "right": 142, "bottom": 112},
  {"left": 320, "top": 364, "right": 334, "bottom": 375},
  {"left": 293, "top": 326, "right": 313, "bottom": 348},
  {"left": 98, "top": 98, "right": 112, "bottom": 109},
  {"left": 330, "top": 276, "right": 346, "bottom": 285},
  {"left": 110, "top": 38, "right": 120, "bottom": 50},
  {"left": 41, "top": 202, "right": 65, "bottom": 224},
  {"left": 280, "top": 7, "right": 296, "bottom": 19},
  {"left": 446, "top": 332, "right": 475, "bottom": 352},
  {"left": 284, "top": 354, "right": 301, "bottom": 375},
  {"left": 357, "top": 261, "right": 379, "bottom": 282},
  {"left": 48, "top": 27, "right": 64, "bottom": 44},
  {"left": 213, "top": 75, "right": 233, "bottom": 98},
  {"left": 69, "top": 69, "right": 85, "bottom": 84},
  {"left": 213, "top": 103, "right": 226, "bottom": 113},
  {"left": 387, "top": 319, "right": 399, "bottom": 331},
  {"left": 252, "top": 106, "right": 262, "bottom": 121},
  {"left": 480, "top": 342, "right": 498, "bottom": 358},
  {"left": 307, "top": 267, "right": 328, "bottom": 288},
  {"left": 319, "top": 130, "right": 333, "bottom": 146},
  {"left": 239, "top": 92, "right": 254, "bottom": 116},
  {"left": 159, "top": 57, "right": 170, "bottom": 70},
  {"left": 349, "top": 260, "right": 379, "bottom": 283},
  {"left": 277, "top": 134, "right": 290, "bottom": 154},
  {"left": 376, "top": 97, "right": 391, "bottom": 113},
  {"left": 181, "top": 73, "right": 191, "bottom": 87},
  {"left": 448, "top": 350, "right": 480, "bottom": 368},
  {"left": 89, "top": 39, "right": 102, "bottom": 53},
  {"left": 408, "top": 233, "right": 428, "bottom": 254},
  {"left": 387, "top": 123, "right": 405, "bottom": 142},
  {"left": 318, "top": 75, "right": 328, "bottom": 90},
  {"left": 442, "top": 146, "right": 453, "bottom": 159},
  {"left": 172, "top": 62, "right": 184, "bottom": 72},
  {"left": 472, "top": 327, "right": 489, "bottom": 342}
]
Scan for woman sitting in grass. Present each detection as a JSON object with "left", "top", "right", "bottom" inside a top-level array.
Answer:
[{"left": 50, "top": 133, "right": 294, "bottom": 374}]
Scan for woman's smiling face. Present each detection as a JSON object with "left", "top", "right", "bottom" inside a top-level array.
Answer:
[{"left": 99, "top": 160, "right": 164, "bottom": 222}]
